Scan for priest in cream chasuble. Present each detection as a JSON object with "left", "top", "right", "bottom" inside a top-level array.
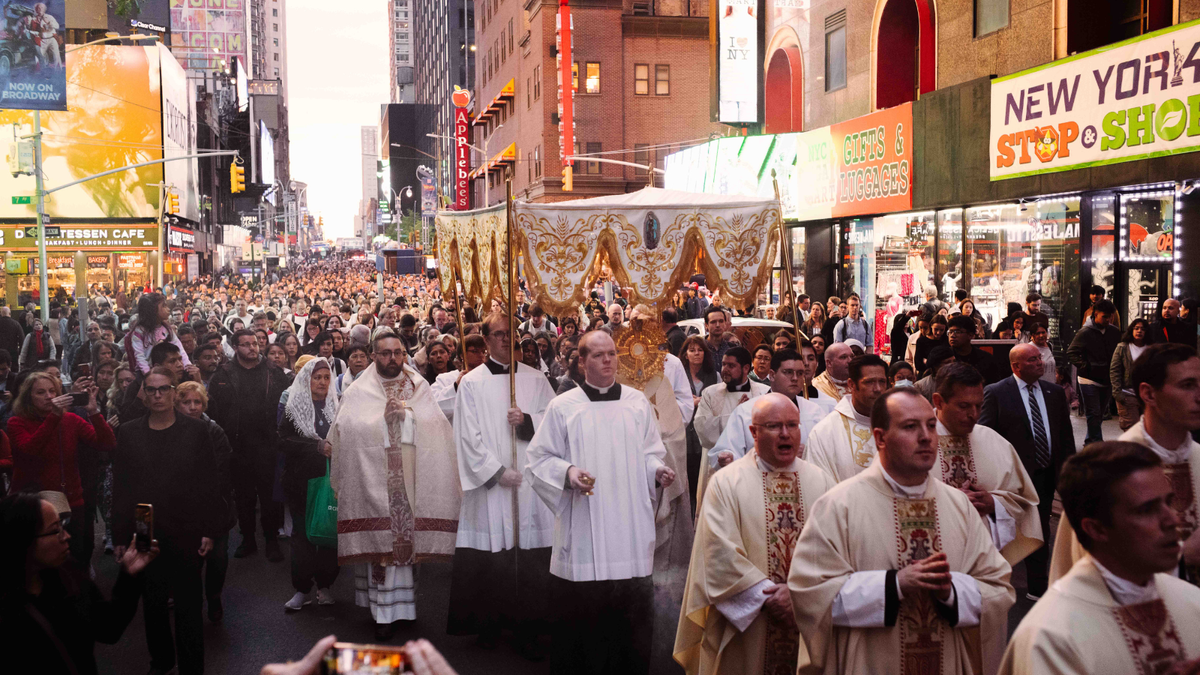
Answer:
[
  {"left": 789, "top": 388, "right": 1014, "bottom": 675},
  {"left": 932, "top": 362, "right": 1043, "bottom": 566},
  {"left": 1002, "top": 441, "right": 1200, "bottom": 675},
  {"left": 674, "top": 394, "right": 835, "bottom": 675},
  {"left": 694, "top": 347, "right": 769, "bottom": 509},
  {"left": 804, "top": 355, "right": 890, "bottom": 483}
]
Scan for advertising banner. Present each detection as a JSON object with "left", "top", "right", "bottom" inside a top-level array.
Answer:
[
  {"left": 0, "top": 225, "right": 159, "bottom": 250},
  {"left": 169, "top": 0, "right": 247, "bottom": 73},
  {"left": 0, "top": 46, "right": 164, "bottom": 218},
  {"left": 168, "top": 225, "right": 196, "bottom": 252},
  {"left": 991, "top": 20, "right": 1200, "bottom": 180},
  {"left": 717, "top": 0, "right": 760, "bottom": 124},
  {"left": 0, "top": 0, "right": 67, "bottom": 110},
  {"left": 453, "top": 102, "right": 470, "bottom": 210},
  {"left": 159, "top": 44, "right": 200, "bottom": 222}
]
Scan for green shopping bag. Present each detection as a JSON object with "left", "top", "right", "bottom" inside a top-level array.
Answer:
[{"left": 306, "top": 459, "right": 339, "bottom": 549}]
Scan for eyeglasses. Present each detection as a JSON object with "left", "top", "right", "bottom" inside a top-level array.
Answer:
[
  {"left": 375, "top": 350, "right": 404, "bottom": 360},
  {"left": 757, "top": 422, "right": 800, "bottom": 433},
  {"left": 144, "top": 384, "right": 175, "bottom": 396}
]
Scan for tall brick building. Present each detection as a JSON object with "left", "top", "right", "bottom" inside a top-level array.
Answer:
[{"left": 471, "top": 0, "right": 723, "bottom": 205}]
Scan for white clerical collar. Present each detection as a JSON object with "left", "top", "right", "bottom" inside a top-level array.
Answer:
[
  {"left": 584, "top": 379, "right": 615, "bottom": 394},
  {"left": 830, "top": 374, "right": 847, "bottom": 386},
  {"left": 756, "top": 452, "right": 800, "bottom": 473},
  {"left": 837, "top": 396, "right": 871, "bottom": 426},
  {"left": 1090, "top": 556, "right": 1160, "bottom": 606},
  {"left": 1138, "top": 420, "right": 1194, "bottom": 465},
  {"left": 935, "top": 419, "right": 971, "bottom": 439},
  {"left": 880, "top": 465, "right": 929, "bottom": 499}
]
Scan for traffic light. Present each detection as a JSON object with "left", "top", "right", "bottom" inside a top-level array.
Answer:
[
  {"left": 230, "top": 161, "right": 245, "bottom": 193},
  {"left": 562, "top": 164, "right": 573, "bottom": 192},
  {"left": 167, "top": 193, "right": 180, "bottom": 214}
]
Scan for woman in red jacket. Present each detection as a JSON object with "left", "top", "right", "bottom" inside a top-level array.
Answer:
[{"left": 9, "top": 371, "right": 115, "bottom": 565}]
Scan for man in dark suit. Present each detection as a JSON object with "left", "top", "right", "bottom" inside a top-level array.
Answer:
[
  {"left": 0, "top": 307, "right": 24, "bottom": 366},
  {"left": 979, "top": 342, "right": 1075, "bottom": 599}
]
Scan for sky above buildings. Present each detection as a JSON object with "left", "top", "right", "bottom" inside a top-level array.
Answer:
[{"left": 288, "top": 0, "right": 389, "bottom": 241}]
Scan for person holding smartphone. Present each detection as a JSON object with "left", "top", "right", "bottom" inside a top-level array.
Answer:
[
  {"left": 8, "top": 371, "right": 114, "bottom": 566},
  {"left": 112, "top": 367, "right": 225, "bottom": 675}
]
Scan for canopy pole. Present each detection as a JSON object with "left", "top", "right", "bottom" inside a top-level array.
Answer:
[
  {"left": 505, "top": 170, "right": 521, "bottom": 562},
  {"left": 772, "top": 170, "right": 807, "bottom": 399},
  {"left": 449, "top": 254, "right": 469, "bottom": 371}
]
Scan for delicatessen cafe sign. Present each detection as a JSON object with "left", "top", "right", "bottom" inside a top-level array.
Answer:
[
  {"left": 0, "top": 226, "right": 159, "bottom": 249},
  {"left": 992, "top": 20, "right": 1200, "bottom": 180}
]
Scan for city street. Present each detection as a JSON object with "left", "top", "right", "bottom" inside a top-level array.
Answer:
[{"left": 91, "top": 415, "right": 1105, "bottom": 675}]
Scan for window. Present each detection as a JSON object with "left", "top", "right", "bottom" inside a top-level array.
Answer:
[
  {"left": 272, "top": 23, "right": 278, "bottom": 31},
  {"left": 272, "top": 8, "right": 278, "bottom": 16},
  {"left": 1067, "top": 0, "right": 1173, "bottom": 55},
  {"left": 273, "top": 38, "right": 278, "bottom": 46},
  {"left": 572, "top": 62, "right": 578, "bottom": 92},
  {"left": 273, "top": 53, "right": 278, "bottom": 61},
  {"left": 495, "top": 39, "right": 501, "bottom": 68},
  {"left": 527, "top": 152, "right": 533, "bottom": 181},
  {"left": 585, "top": 142, "right": 601, "bottom": 174},
  {"left": 634, "top": 64, "right": 649, "bottom": 95},
  {"left": 585, "top": 62, "right": 601, "bottom": 94},
  {"left": 274, "top": 68, "right": 279, "bottom": 77},
  {"left": 655, "top": 64, "right": 669, "bottom": 95},
  {"left": 974, "top": 0, "right": 1008, "bottom": 35},
  {"left": 533, "top": 66, "right": 540, "bottom": 99},
  {"left": 527, "top": 77, "right": 532, "bottom": 108},
  {"left": 500, "top": 31, "right": 506, "bottom": 63},
  {"left": 824, "top": 24, "right": 846, "bottom": 92},
  {"left": 509, "top": 19, "right": 514, "bottom": 53},
  {"left": 535, "top": 145, "right": 542, "bottom": 177},
  {"left": 634, "top": 144, "right": 649, "bottom": 176}
]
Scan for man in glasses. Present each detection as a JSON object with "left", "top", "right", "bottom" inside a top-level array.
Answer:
[
  {"left": 112, "top": 367, "right": 224, "bottom": 675},
  {"left": 944, "top": 314, "right": 1005, "bottom": 385},
  {"left": 206, "top": 329, "right": 289, "bottom": 561}
]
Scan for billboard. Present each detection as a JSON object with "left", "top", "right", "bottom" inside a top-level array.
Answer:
[
  {"left": 716, "top": 0, "right": 761, "bottom": 124},
  {"left": 0, "top": 0, "right": 68, "bottom": 111},
  {"left": 992, "top": 20, "right": 1200, "bottom": 180},
  {"left": 453, "top": 96, "right": 470, "bottom": 210},
  {"left": 0, "top": 225, "right": 159, "bottom": 249},
  {"left": 0, "top": 45, "right": 164, "bottom": 218},
  {"left": 168, "top": 0, "right": 246, "bottom": 73},
  {"left": 160, "top": 43, "right": 199, "bottom": 222},
  {"left": 259, "top": 119, "right": 275, "bottom": 186},
  {"left": 109, "top": 0, "right": 170, "bottom": 36}
]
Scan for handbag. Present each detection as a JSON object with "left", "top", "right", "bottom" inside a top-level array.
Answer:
[{"left": 305, "top": 458, "right": 338, "bottom": 548}]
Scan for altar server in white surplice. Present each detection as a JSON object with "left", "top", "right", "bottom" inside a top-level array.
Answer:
[
  {"left": 1001, "top": 441, "right": 1200, "bottom": 675},
  {"left": 804, "top": 354, "right": 890, "bottom": 483},
  {"left": 446, "top": 314, "right": 558, "bottom": 656},
  {"left": 693, "top": 347, "right": 769, "bottom": 508},
  {"left": 932, "top": 361, "right": 1043, "bottom": 566},
  {"left": 674, "top": 393, "right": 834, "bottom": 675},
  {"left": 526, "top": 330, "right": 675, "bottom": 675},
  {"left": 789, "top": 387, "right": 1015, "bottom": 675},
  {"left": 709, "top": 347, "right": 827, "bottom": 471}
]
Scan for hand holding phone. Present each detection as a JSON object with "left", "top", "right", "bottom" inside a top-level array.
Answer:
[{"left": 134, "top": 504, "right": 154, "bottom": 553}]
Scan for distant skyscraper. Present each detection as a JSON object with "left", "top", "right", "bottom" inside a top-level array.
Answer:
[
  {"left": 390, "top": 0, "right": 415, "bottom": 104},
  {"left": 361, "top": 127, "right": 380, "bottom": 239},
  {"left": 413, "top": 0, "right": 474, "bottom": 200}
]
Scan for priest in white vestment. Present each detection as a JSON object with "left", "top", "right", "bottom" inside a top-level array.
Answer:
[
  {"left": 446, "top": 315, "right": 557, "bottom": 656},
  {"left": 1001, "top": 441, "right": 1200, "bottom": 674},
  {"left": 1050, "top": 343, "right": 1200, "bottom": 586},
  {"left": 693, "top": 347, "right": 769, "bottom": 508},
  {"left": 798, "top": 339, "right": 837, "bottom": 415},
  {"left": 526, "top": 331, "right": 675, "bottom": 675},
  {"left": 789, "top": 387, "right": 1015, "bottom": 675},
  {"left": 429, "top": 333, "right": 487, "bottom": 424},
  {"left": 804, "top": 354, "right": 890, "bottom": 483},
  {"left": 810, "top": 342, "right": 852, "bottom": 403},
  {"left": 932, "top": 362, "right": 1042, "bottom": 565},
  {"left": 675, "top": 394, "right": 835, "bottom": 675},
  {"left": 329, "top": 332, "right": 462, "bottom": 641},
  {"left": 709, "top": 347, "right": 828, "bottom": 471}
]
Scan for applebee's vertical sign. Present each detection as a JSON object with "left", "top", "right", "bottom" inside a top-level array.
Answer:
[{"left": 453, "top": 87, "right": 472, "bottom": 210}]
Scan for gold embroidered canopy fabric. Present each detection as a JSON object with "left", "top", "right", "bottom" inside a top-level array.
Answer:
[
  {"left": 434, "top": 203, "right": 509, "bottom": 307},
  {"left": 513, "top": 187, "right": 780, "bottom": 314}
]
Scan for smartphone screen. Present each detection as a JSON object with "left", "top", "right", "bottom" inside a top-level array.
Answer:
[
  {"left": 78, "top": 363, "right": 91, "bottom": 377},
  {"left": 134, "top": 504, "right": 153, "bottom": 552},
  {"left": 321, "top": 643, "right": 410, "bottom": 674},
  {"left": 71, "top": 392, "right": 90, "bottom": 407}
]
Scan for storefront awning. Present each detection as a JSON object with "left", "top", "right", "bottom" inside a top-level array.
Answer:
[
  {"left": 469, "top": 143, "right": 517, "bottom": 180},
  {"left": 471, "top": 79, "right": 515, "bottom": 127}
]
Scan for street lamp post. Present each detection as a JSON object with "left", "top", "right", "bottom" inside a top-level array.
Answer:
[{"left": 425, "top": 132, "right": 492, "bottom": 207}]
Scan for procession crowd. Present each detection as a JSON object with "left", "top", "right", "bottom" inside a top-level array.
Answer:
[{"left": 2, "top": 255, "right": 1200, "bottom": 675}]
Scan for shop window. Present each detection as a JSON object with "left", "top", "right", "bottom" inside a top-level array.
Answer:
[
  {"left": 937, "top": 209, "right": 964, "bottom": 303},
  {"left": 840, "top": 212, "right": 936, "bottom": 357},
  {"left": 655, "top": 65, "right": 670, "bottom": 95},
  {"left": 1067, "top": 0, "right": 1173, "bottom": 55},
  {"left": 1120, "top": 189, "right": 1177, "bottom": 323},
  {"left": 635, "top": 64, "right": 650, "bottom": 95},
  {"left": 974, "top": 0, "right": 1008, "bottom": 36},
  {"left": 824, "top": 13, "right": 847, "bottom": 92},
  {"left": 965, "top": 198, "right": 1081, "bottom": 340},
  {"left": 1090, "top": 194, "right": 1117, "bottom": 305}
]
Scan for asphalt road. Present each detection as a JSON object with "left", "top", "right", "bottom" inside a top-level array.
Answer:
[{"left": 89, "top": 414, "right": 1108, "bottom": 675}]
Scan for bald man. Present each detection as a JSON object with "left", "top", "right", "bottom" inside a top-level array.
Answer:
[
  {"left": 979, "top": 342, "right": 1074, "bottom": 599},
  {"left": 675, "top": 394, "right": 834, "bottom": 675},
  {"left": 811, "top": 342, "right": 852, "bottom": 402}
]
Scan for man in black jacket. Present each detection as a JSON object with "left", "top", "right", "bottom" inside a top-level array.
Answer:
[
  {"left": 1150, "top": 297, "right": 1197, "bottom": 349},
  {"left": 979, "top": 343, "right": 1075, "bottom": 599},
  {"left": 112, "top": 368, "right": 224, "bottom": 675},
  {"left": 1067, "top": 299, "right": 1121, "bottom": 446},
  {"left": 0, "top": 306, "right": 25, "bottom": 365},
  {"left": 207, "top": 329, "right": 289, "bottom": 561},
  {"left": 662, "top": 306, "right": 685, "bottom": 357},
  {"left": 944, "top": 314, "right": 1005, "bottom": 384}
]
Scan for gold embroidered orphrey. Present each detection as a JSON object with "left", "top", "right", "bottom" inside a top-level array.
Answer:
[
  {"left": 896, "top": 498, "right": 945, "bottom": 675},
  {"left": 762, "top": 466, "right": 805, "bottom": 675},
  {"left": 1112, "top": 599, "right": 1188, "bottom": 675},
  {"left": 937, "top": 435, "right": 979, "bottom": 490},
  {"left": 841, "top": 414, "right": 876, "bottom": 469},
  {"left": 1163, "top": 462, "right": 1200, "bottom": 580},
  {"left": 612, "top": 321, "right": 667, "bottom": 390}
]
